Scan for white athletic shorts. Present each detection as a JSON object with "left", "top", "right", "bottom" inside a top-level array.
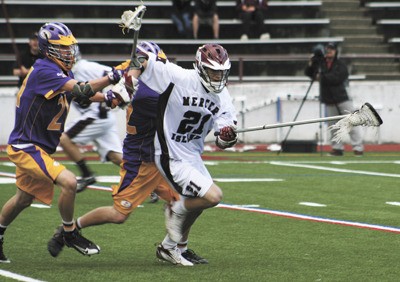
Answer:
[
  {"left": 65, "top": 113, "right": 122, "bottom": 162},
  {"left": 155, "top": 155, "right": 213, "bottom": 198}
]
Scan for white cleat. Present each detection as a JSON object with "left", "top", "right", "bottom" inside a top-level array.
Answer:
[{"left": 156, "top": 244, "right": 193, "bottom": 266}]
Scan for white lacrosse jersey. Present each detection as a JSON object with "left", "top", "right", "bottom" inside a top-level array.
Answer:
[
  {"left": 140, "top": 53, "right": 237, "bottom": 161},
  {"left": 71, "top": 59, "right": 112, "bottom": 119}
]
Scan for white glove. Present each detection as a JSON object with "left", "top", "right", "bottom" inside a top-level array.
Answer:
[{"left": 104, "top": 77, "right": 133, "bottom": 109}]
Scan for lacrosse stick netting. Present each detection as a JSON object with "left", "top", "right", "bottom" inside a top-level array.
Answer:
[
  {"left": 330, "top": 102, "right": 383, "bottom": 142},
  {"left": 119, "top": 5, "right": 147, "bottom": 34}
]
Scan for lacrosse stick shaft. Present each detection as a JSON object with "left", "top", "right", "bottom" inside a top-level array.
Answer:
[
  {"left": 130, "top": 29, "right": 141, "bottom": 68},
  {"left": 236, "top": 114, "right": 349, "bottom": 133}
]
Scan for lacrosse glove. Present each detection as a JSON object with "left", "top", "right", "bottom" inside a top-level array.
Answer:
[{"left": 215, "top": 125, "right": 238, "bottom": 149}]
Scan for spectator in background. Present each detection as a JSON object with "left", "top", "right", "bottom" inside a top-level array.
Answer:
[
  {"left": 192, "top": 0, "right": 219, "bottom": 39},
  {"left": 236, "top": 0, "right": 269, "bottom": 40},
  {"left": 304, "top": 42, "right": 364, "bottom": 157},
  {"left": 171, "top": 0, "right": 193, "bottom": 38},
  {"left": 12, "top": 32, "right": 44, "bottom": 88}
]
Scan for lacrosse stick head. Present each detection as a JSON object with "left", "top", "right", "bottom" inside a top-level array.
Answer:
[
  {"left": 330, "top": 102, "right": 383, "bottom": 142},
  {"left": 119, "top": 5, "right": 147, "bottom": 34}
]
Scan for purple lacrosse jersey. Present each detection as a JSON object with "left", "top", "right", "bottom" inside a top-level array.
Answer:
[
  {"left": 8, "top": 58, "right": 74, "bottom": 154},
  {"left": 123, "top": 80, "right": 159, "bottom": 163}
]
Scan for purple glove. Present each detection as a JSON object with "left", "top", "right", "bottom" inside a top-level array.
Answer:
[
  {"left": 104, "top": 90, "right": 115, "bottom": 107},
  {"left": 107, "top": 67, "right": 125, "bottom": 84}
]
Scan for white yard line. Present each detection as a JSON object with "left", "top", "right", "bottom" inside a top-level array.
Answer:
[
  {"left": 218, "top": 204, "right": 400, "bottom": 234},
  {"left": 0, "top": 269, "right": 46, "bottom": 282},
  {"left": 270, "top": 161, "right": 400, "bottom": 178}
]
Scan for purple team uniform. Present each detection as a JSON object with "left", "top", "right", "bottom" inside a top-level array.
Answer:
[
  {"left": 7, "top": 57, "right": 74, "bottom": 204},
  {"left": 8, "top": 57, "right": 74, "bottom": 153}
]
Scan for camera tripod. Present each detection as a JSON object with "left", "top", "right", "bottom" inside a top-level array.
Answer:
[{"left": 277, "top": 78, "right": 323, "bottom": 156}]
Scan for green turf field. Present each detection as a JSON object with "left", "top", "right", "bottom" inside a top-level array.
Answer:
[{"left": 0, "top": 151, "right": 399, "bottom": 281}]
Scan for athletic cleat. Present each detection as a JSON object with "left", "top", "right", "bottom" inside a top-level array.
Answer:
[
  {"left": 0, "top": 238, "right": 10, "bottom": 263},
  {"left": 156, "top": 244, "right": 193, "bottom": 266},
  {"left": 182, "top": 249, "right": 209, "bottom": 264},
  {"left": 76, "top": 175, "right": 96, "bottom": 193},
  {"left": 47, "top": 225, "right": 65, "bottom": 257},
  {"left": 63, "top": 229, "right": 100, "bottom": 256},
  {"left": 149, "top": 192, "right": 159, "bottom": 203},
  {"left": 165, "top": 203, "right": 185, "bottom": 242}
]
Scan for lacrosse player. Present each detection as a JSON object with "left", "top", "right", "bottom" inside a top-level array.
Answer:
[
  {"left": 48, "top": 41, "right": 207, "bottom": 265},
  {"left": 0, "top": 22, "right": 129, "bottom": 263},
  {"left": 117, "top": 43, "right": 237, "bottom": 265},
  {"left": 59, "top": 50, "right": 123, "bottom": 193},
  {"left": 305, "top": 42, "right": 364, "bottom": 156}
]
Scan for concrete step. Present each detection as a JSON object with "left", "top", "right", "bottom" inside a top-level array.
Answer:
[
  {"left": 343, "top": 44, "right": 390, "bottom": 53},
  {"left": 323, "top": 1, "right": 362, "bottom": 9},
  {"left": 344, "top": 35, "right": 384, "bottom": 44},
  {"left": 330, "top": 18, "right": 372, "bottom": 26},
  {"left": 352, "top": 62, "right": 400, "bottom": 72},
  {"left": 322, "top": 9, "right": 366, "bottom": 18},
  {"left": 347, "top": 57, "right": 398, "bottom": 64},
  {"left": 331, "top": 26, "right": 377, "bottom": 35},
  {"left": 364, "top": 72, "right": 400, "bottom": 80}
]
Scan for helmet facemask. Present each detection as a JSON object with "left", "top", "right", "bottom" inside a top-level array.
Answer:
[
  {"left": 47, "top": 43, "right": 78, "bottom": 71},
  {"left": 194, "top": 44, "right": 231, "bottom": 94},
  {"left": 38, "top": 22, "right": 78, "bottom": 71},
  {"left": 196, "top": 64, "right": 230, "bottom": 93}
]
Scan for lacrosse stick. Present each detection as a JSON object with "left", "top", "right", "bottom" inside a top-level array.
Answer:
[
  {"left": 235, "top": 103, "right": 382, "bottom": 141},
  {"left": 119, "top": 4, "right": 147, "bottom": 70}
]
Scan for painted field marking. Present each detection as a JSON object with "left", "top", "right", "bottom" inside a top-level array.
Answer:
[
  {"left": 0, "top": 269, "right": 46, "bottom": 282},
  {"left": 217, "top": 203, "right": 400, "bottom": 234},
  {"left": 0, "top": 177, "right": 15, "bottom": 184},
  {"left": 30, "top": 204, "right": 51, "bottom": 209},
  {"left": 386, "top": 202, "right": 400, "bottom": 206},
  {"left": 270, "top": 161, "right": 400, "bottom": 178},
  {"left": 214, "top": 178, "right": 283, "bottom": 182},
  {"left": 83, "top": 176, "right": 283, "bottom": 184},
  {"left": 299, "top": 202, "right": 327, "bottom": 207}
]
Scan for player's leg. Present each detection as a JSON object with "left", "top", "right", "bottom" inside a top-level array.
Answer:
[
  {"left": 0, "top": 188, "right": 34, "bottom": 263},
  {"left": 337, "top": 100, "right": 364, "bottom": 155},
  {"left": 54, "top": 169, "right": 100, "bottom": 256},
  {"left": 178, "top": 211, "right": 208, "bottom": 264},
  {"left": 60, "top": 133, "right": 95, "bottom": 180},
  {"left": 61, "top": 118, "right": 98, "bottom": 192}
]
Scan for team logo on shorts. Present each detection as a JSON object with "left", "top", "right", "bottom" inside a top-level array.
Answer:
[{"left": 120, "top": 200, "right": 132, "bottom": 208}]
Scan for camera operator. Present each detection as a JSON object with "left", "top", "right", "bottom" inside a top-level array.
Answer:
[{"left": 305, "top": 42, "right": 364, "bottom": 156}]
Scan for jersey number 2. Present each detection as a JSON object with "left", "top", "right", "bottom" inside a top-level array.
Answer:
[{"left": 177, "top": 111, "right": 211, "bottom": 135}]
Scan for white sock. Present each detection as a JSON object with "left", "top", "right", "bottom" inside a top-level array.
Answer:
[
  {"left": 162, "top": 234, "right": 178, "bottom": 249},
  {"left": 178, "top": 240, "right": 188, "bottom": 252},
  {"left": 76, "top": 217, "right": 83, "bottom": 229},
  {"left": 172, "top": 199, "right": 187, "bottom": 214}
]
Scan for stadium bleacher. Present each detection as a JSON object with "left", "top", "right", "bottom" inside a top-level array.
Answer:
[{"left": 0, "top": 0, "right": 339, "bottom": 83}]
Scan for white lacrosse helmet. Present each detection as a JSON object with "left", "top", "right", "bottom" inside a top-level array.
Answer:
[{"left": 194, "top": 44, "right": 231, "bottom": 93}]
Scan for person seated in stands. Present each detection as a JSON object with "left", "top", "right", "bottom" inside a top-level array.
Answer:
[
  {"left": 171, "top": 0, "right": 193, "bottom": 38},
  {"left": 236, "top": 0, "right": 269, "bottom": 40},
  {"left": 192, "top": 0, "right": 219, "bottom": 39},
  {"left": 12, "top": 32, "right": 44, "bottom": 88}
]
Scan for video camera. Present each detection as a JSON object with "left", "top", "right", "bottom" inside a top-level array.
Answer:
[
  {"left": 310, "top": 44, "right": 325, "bottom": 76},
  {"left": 311, "top": 44, "right": 325, "bottom": 64}
]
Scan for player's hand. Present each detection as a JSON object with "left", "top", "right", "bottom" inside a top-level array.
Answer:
[
  {"left": 219, "top": 126, "right": 237, "bottom": 141},
  {"left": 104, "top": 77, "right": 133, "bottom": 109},
  {"left": 216, "top": 125, "right": 238, "bottom": 149},
  {"left": 107, "top": 67, "right": 125, "bottom": 84}
]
